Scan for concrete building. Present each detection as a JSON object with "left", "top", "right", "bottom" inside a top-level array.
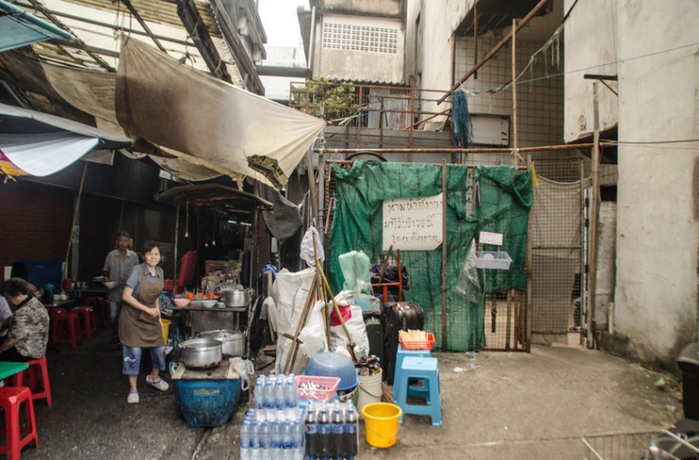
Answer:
[{"left": 562, "top": 0, "right": 699, "bottom": 367}]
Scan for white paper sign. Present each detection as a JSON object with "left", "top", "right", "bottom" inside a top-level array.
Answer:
[
  {"left": 479, "top": 231, "right": 503, "bottom": 246},
  {"left": 382, "top": 194, "right": 443, "bottom": 251}
]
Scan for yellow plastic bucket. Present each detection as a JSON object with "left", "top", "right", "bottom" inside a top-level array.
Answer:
[
  {"left": 161, "top": 319, "right": 171, "bottom": 344},
  {"left": 361, "top": 402, "right": 402, "bottom": 448}
]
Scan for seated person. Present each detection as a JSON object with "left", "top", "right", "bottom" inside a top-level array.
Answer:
[
  {"left": 0, "top": 278, "right": 50, "bottom": 362},
  {"left": 0, "top": 295, "right": 12, "bottom": 337}
]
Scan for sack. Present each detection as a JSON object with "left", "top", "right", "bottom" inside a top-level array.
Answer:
[
  {"left": 330, "top": 305, "right": 370, "bottom": 358},
  {"left": 384, "top": 302, "right": 424, "bottom": 384}
]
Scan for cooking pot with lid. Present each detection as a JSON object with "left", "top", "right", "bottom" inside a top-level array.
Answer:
[
  {"left": 198, "top": 329, "right": 244, "bottom": 357},
  {"left": 179, "top": 338, "right": 222, "bottom": 369},
  {"left": 215, "top": 282, "right": 249, "bottom": 307}
]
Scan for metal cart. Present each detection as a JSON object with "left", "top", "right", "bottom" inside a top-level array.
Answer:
[{"left": 582, "top": 429, "right": 699, "bottom": 460}]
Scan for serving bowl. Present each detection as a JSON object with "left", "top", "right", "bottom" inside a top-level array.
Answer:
[
  {"left": 173, "top": 298, "right": 191, "bottom": 307},
  {"left": 200, "top": 300, "right": 217, "bottom": 308},
  {"left": 103, "top": 281, "right": 117, "bottom": 289}
]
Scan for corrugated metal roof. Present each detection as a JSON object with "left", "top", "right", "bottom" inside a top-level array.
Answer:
[{"left": 11, "top": 0, "right": 234, "bottom": 76}]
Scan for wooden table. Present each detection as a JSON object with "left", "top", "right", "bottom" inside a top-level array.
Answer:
[{"left": 0, "top": 361, "right": 29, "bottom": 380}]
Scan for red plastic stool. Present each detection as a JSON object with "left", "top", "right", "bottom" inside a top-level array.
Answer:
[
  {"left": 51, "top": 311, "right": 82, "bottom": 349},
  {"left": 71, "top": 307, "right": 97, "bottom": 340},
  {"left": 0, "top": 387, "right": 39, "bottom": 459},
  {"left": 12, "top": 357, "right": 52, "bottom": 407}
]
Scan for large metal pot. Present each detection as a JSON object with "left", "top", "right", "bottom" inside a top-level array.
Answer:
[
  {"left": 198, "top": 329, "right": 244, "bottom": 357},
  {"left": 215, "top": 283, "right": 249, "bottom": 307},
  {"left": 179, "top": 338, "right": 222, "bottom": 369}
]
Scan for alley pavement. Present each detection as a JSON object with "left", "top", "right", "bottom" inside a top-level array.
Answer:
[{"left": 23, "top": 329, "right": 681, "bottom": 459}]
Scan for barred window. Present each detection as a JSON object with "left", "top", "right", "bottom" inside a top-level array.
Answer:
[{"left": 322, "top": 23, "right": 398, "bottom": 54}]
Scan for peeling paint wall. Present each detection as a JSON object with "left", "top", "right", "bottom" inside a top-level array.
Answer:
[{"left": 611, "top": 1, "right": 699, "bottom": 364}]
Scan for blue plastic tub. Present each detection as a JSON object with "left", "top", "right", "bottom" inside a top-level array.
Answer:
[{"left": 174, "top": 379, "right": 241, "bottom": 427}]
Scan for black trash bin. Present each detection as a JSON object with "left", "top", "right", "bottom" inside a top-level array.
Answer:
[{"left": 677, "top": 342, "right": 699, "bottom": 420}]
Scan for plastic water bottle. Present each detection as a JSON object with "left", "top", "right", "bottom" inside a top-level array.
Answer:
[
  {"left": 278, "top": 420, "right": 292, "bottom": 460},
  {"left": 250, "top": 420, "right": 261, "bottom": 460},
  {"left": 274, "top": 377, "right": 286, "bottom": 420},
  {"left": 284, "top": 376, "right": 299, "bottom": 421},
  {"left": 259, "top": 421, "right": 271, "bottom": 460},
  {"left": 292, "top": 419, "right": 305, "bottom": 460},
  {"left": 304, "top": 408, "right": 317, "bottom": 460},
  {"left": 271, "top": 420, "right": 282, "bottom": 460},
  {"left": 254, "top": 376, "right": 266, "bottom": 421},
  {"left": 317, "top": 408, "right": 330, "bottom": 460},
  {"left": 240, "top": 419, "right": 252, "bottom": 460},
  {"left": 263, "top": 379, "right": 275, "bottom": 422},
  {"left": 344, "top": 407, "right": 358, "bottom": 459}
]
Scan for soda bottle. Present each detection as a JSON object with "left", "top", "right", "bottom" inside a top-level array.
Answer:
[
  {"left": 317, "top": 408, "right": 330, "bottom": 460},
  {"left": 343, "top": 407, "right": 358, "bottom": 459},
  {"left": 304, "top": 408, "right": 317, "bottom": 460},
  {"left": 330, "top": 407, "right": 344, "bottom": 459}
]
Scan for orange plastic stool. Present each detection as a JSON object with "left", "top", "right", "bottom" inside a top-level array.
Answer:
[
  {"left": 0, "top": 387, "right": 39, "bottom": 459},
  {"left": 51, "top": 311, "right": 82, "bottom": 349},
  {"left": 71, "top": 307, "right": 97, "bottom": 340},
  {"left": 12, "top": 357, "right": 52, "bottom": 407}
]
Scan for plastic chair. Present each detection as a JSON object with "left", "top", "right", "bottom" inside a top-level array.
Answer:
[
  {"left": 394, "top": 356, "right": 442, "bottom": 426},
  {"left": 392, "top": 343, "right": 432, "bottom": 403},
  {"left": 12, "top": 357, "right": 52, "bottom": 407},
  {"left": 71, "top": 307, "right": 97, "bottom": 340},
  {"left": 0, "top": 387, "right": 39, "bottom": 459},
  {"left": 51, "top": 311, "right": 82, "bottom": 349}
]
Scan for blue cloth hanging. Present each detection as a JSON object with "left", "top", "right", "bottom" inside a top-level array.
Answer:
[{"left": 451, "top": 90, "right": 473, "bottom": 148}]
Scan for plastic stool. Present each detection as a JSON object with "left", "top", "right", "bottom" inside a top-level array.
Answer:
[
  {"left": 71, "top": 307, "right": 97, "bottom": 340},
  {"left": 395, "top": 356, "right": 442, "bottom": 426},
  {"left": 0, "top": 387, "right": 39, "bottom": 459},
  {"left": 51, "top": 311, "right": 82, "bottom": 349},
  {"left": 393, "top": 344, "right": 432, "bottom": 403},
  {"left": 12, "top": 357, "right": 52, "bottom": 407}
]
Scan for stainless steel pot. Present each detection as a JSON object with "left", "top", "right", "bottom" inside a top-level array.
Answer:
[
  {"left": 198, "top": 329, "right": 244, "bottom": 357},
  {"left": 215, "top": 283, "right": 249, "bottom": 307},
  {"left": 179, "top": 338, "right": 222, "bottom": 369}
]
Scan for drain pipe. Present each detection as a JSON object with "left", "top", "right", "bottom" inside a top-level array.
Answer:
[{"left": 308, "top": 6, "right": 316, "bottom": 73}]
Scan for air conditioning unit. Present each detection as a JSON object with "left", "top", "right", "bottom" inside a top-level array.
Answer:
[{"left": 471, "top": 114, "right": 510, "bottom": 146}]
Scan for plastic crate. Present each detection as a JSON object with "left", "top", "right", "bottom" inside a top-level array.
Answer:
[
  {"left": 295, "top": 376, "right": 340, "bottom": 402},
  {"left": 173, "top": 379, "right": 241, "bottom": 427},
  {"left": 399, "top": 332, "right": 436, "bottom": 350},
  {"left": 474, "top": 251, "right": 512, "bottom": 270}
]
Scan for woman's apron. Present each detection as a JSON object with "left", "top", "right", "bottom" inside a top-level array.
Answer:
[{"left": 119, "top": 267, "right": 164, "bottom": 348}]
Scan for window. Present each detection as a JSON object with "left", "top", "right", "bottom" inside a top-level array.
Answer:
[{"left": 322, "top": 22, "right": 398, "bottom": 54}]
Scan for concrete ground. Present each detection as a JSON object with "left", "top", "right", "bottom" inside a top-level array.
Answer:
[{"left": 22, "top": 329, "right": 682, "bottom": 460}]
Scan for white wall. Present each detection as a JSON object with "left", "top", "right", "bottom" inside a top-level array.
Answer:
[
  {"left": 563, "top": 0, "right": 618, "bottom": 142},
  {"left": 612, "top": 0, "right": 699, "bottom": 363},
  {"left": 314, "top": 14, "right": 404, "bottom": 83}
]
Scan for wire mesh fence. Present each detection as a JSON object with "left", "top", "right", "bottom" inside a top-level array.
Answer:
[
  {"left": 323, "top": 155, "right": 588, "bottom": 351},
  {"left": 581, "top": 429, "right": 699, "bottom": 460}
]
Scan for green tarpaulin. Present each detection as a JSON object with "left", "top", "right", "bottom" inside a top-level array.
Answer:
[{"left": 329, "top": 161, "right": 532, "bottom": 351}]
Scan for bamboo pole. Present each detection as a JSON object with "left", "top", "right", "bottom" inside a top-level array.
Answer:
[
  {"left": 512, "top": 18, "right": 519, "bottom": 167},
  {"left": 441, "top": 160, "right": 448, "bottom": 351},
  {"left": 588, "top": 82, "right": 601, "bottom": 349},
  {"left": 315, "top": 142, "right": 611, "bottom": 155},
  {"left": 283, "top": 276, "right": 318, "bottom": 374},
  {"left": 64, "top": 162, "right": 88, "bottom": 279}
]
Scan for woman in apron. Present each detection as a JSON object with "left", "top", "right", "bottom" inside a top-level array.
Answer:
[{"left": 120, "top": 240, "right": 168, "bottom": 404}]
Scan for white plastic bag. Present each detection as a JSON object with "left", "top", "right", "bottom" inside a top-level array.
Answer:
[
  {"left": 330, "top": 304, "right": 369, "bottom": 357},
  {"left": 229, "top": 357, "right": 255, "bottom": 391},
  {"left": 338, "top": 250, "right": 372, "bottom": 294},
  {"left": 456, "top": 239, "right": 483, "bottom": 304},
  {"left": 300, "top": 226, "right": 324, "bottom": 267},
  {"left": 298, "top": 300, "right": 329, "bottom": 360}
]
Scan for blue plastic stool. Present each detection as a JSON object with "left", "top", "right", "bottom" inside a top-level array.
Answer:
[
  {"left": 393, "top": 344, "right": 432, "bottom": 403},
  {"left": 395, "top": 356, "right": 442, "bottom": 426}
]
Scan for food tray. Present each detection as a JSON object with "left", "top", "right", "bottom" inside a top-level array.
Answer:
[
  {"left": 399, "top": 332, "right": 435, "bottom": 350},
  {"left": 475, "top": 251, "right": 512, "bottom": 270},
  {"left": 295, "top": 376, "right": 340, "bottom": 402}
]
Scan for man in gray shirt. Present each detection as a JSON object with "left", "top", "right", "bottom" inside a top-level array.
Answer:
[{"left": 103, "top": 231, "right": 139, "bottom": 344}]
